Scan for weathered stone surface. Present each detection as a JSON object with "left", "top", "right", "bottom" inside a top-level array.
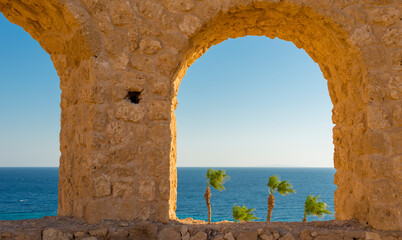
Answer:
[
  {"left": 279, "top": 233, "right": 295, "bottom": 240},
  {"left": 1, "top": 232, "right": 14, "bottom": 238},
  {"left": 0, "top": 0, "right": 400, "bottom": 231},
  {"left": 129, "top": 221, "right": 158, "bottom": 239},
  {"left": 180, "top": 226, "right": 190, "bottom": 240},
  {"left": 81, "top": 237, "right": 98, "bottom": 240},
  {"left": 223, "top": 232, "right": 235, "bottom": 240},
  {"left": 1, "top": 218, "right": 402, "bottom": 240},
  {"left": 74, "top": 231, "right": 87, "bottom": 238},
  {"left": 260, "top": 234, "right": 274, "bottom": 240},
  {"left": 109, "top": 228, "right": 129, "bottom": 239},
  {"left": 190, "top": 232, "right": 207, "bottom": 240},
  {"left": 300, "top": 230, "right": 312, "bottom": 240},
  {"left": 140, "top": 39, "right": 162, "bottom": 55},
  {"left": 237, "top": 231, "right": 258, "bottom": 240},
  {"left": 366, "top": 232, "right": 382, "bottom": 240},
  {"left": 212, "top": 236, "right": 224, "bottom": 240},
  {"left": 42, "top": 228, "right": 73, "bottom": 240},
  {"left": 88, "top": 228, "right": 108, "bottom": 238},
  {"left": 158, "top": 227, "right": 181, "bottom": 240}
]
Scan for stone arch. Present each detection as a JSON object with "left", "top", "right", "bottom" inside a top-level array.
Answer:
[
  {"left": 166, "top": 1, "right": 400, "bottom": 231},
  {"left": 1, "top": 0, "right": 400, "bottom": 231},
  {"left": 0, "top": 0, "right": 101, "bottom": 219}
]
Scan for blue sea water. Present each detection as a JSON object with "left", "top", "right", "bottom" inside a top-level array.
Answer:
[
  {"left": 0, "top": 167, "right": 336, "bottom": 222},
  {"left": 0, "top": 168, "right": 58, "bottom": 220}
]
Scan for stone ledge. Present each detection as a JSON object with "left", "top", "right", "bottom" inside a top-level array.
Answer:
[{"left": 0, "top": 217, "right": 401, "bottom": 240}]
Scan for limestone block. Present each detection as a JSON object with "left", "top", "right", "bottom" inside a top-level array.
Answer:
[
  {"left": 105, "top": 122, "right": 126, "bottom": 145},
  {"left": 300, "top": 230, "right": 312, "bottom": 240},
  {"left": 179, "top": 15, "right": 202, "bottom": 36},
  {"left": 391, "top": 110, "right": 402, "bottom": 132},
  {"left": 273, "top": 231, "right": 281, "bottom": 239},
  {"left": 42, "top": 228, "right": 73, "bottom": 240},
  {"left": 149, "top": 100, "right": 171, "bottom": 121},
  {"left": 74, "top": 231, "right": 87, "bottom": 238},
  {"left": 109, "top": 228, "right": 129, "bottom": 239},
  {"left": 165, "top": 0, "right": 194, "bottom": 13},
  {"left": 279, "top": 233, "right": 295, "bottom": 240},
  {"left": 212, "top": 235, "right": 224, "bottom": 240},
  {"left": 237, "top": 231, "right": 258, "bottom": 240},
  {"left": 81, "top": 237, "right": 98, "bottom": 240},
  {"left": 223, "top": 232, "right": 235, "bottom": 240},
  {"left": 261, "top": 234, "right": 274, "bottom": 240},
  {"left": 365, "top": 232, "right": 381, "bottom": 240},
  {"left": 190, "top": 232, "right": 207, "bottom": 240},
  {"left": 108, "top": 0, "right": 133, "bottom": 26},
  {"left": 156, "top": 49, "right": 179, "bottom": 77},
  {"left": 367, "top": 106, "right": 391, "bottom": 129},
  {"left": 91, "top": 174, "right": 111, "bottom": 198},
  {"left": 382, "top": 29, "right": 402, "bottom": 46},
  {"left": 148, "top": 124, "right": 171, "bottom": 146},
  {"left": 369, "top": 8, "right": 399, "bottom": 26},
  {"left": 149, "top": 77, "right": 170, "bottom": 97},
  {"left": 351, "top": 25, "right": 376, "bottom": 47},
  {"left": 115, "top": 102, "right": 145, "bottom": 123},
  {"left": 129, "top": 55, "right": 155, "bottom": 73},
  {"left": 138, "top": 0, "right": 165, "bottom": 20},
  {"left": 14, "top": 234, "right": 32, "bottom": 240},
  {"left": 129, "top": 221, "right": 158, "bottom": 239},
  {"left": 388, "top": 76, "right": 401, "bottom": 100},
  {"left": 123, "top": 72, "right": 146, "bottom": 92},
  {"left": 88, "top": 228, "right": 108, "bottom": 238},
  {"left": 180, "top": 226, "right": 190, "bottom": 240},
  {"left": 140, "top": 39, "right": 162, "bottom": 55},
  {"left": 113, "top": 53, "right": 129, "bottom": 70},
  {"left": 138, "top": 180, "right": 156, "bottom": 201},
  {"left": 158, "top": 228, "right": 181, "bottom": 240}
]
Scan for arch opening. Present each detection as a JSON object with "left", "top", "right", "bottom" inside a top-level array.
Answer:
[
  {"left": 0, "top": 0, "right": 99, "bottom": 221},
  {"left": 0, "top": 13, "right": 60, "bottom": 220},
  {"left": 174, "top": 36, "right": 336, "bottom": 222},
  {"left": 168, "top": 1, "right": 368, "bottom": 226}
]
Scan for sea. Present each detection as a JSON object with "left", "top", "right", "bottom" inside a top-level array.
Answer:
[{"left": 0, "top": 167, "right": 336, "bottom": 222}]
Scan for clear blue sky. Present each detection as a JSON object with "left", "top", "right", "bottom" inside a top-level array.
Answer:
[{"left": 0, "top": 13, "right": 334, "bottom": 167}]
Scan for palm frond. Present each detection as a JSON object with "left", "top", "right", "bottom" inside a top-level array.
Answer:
[
  {"left": 267, "top": 175, "right": 280, "bottom": 194},
  {"left": 277, "top": 180, "right": 296, "bottom": 195},
  {"left": 232, "top": 204, "right": 259, "bottom": 222},
  {"left": 206, "top": 168, "right": 229, "bottom": 191},
  {"left": 304, "top": 195, "right": 332, "bottom": 218}
]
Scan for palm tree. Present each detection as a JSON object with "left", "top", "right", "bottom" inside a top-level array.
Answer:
[
  {"left": 303, "top": 195, "right": 332, "bottom": 222},
  {"left": 232, "top": 204, "right": 259, "bottom": 222},
  {"left": 267, "top": 175, "right": 295, "bottom": 222},
  {"left": 205, "top": 168, "right": 229, "bottom": 223}
]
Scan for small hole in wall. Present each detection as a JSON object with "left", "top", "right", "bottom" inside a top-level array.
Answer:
[{"left": 126, "top": 91, "right": 141, "bottom": 104}]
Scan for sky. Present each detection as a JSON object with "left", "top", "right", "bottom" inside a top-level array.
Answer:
[{"left": 0, "top": 13, "right": 335, "bottom": 168}]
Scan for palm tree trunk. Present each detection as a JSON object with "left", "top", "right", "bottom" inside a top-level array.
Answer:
[
  {"left": 204, "top": 185, "right": 212, "bottom": 223},
  {"left": 267, "top": 194, "right": 275, "bottom": 222},
  {"left": 303, "top": 212, "right": 307, "bottom": 222}
]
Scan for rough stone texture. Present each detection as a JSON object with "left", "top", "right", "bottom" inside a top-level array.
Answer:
[
  {"left": 238, "top": 231, "right": 259, "bottom": 240},
  {"left": 190, "top": 232, "right": 207, "bottom": 240},
  {"left": 0, "top": 0, "right": 401, "bottom": 231},
  {"left": 42, "top": 228, "right": 73, "bottom": 240},
  {"left": 0, "top": 218, "right": 401, "bottom": 240},
  {"left": 279, "top": 233, "right": 295, "bottom": 240}
]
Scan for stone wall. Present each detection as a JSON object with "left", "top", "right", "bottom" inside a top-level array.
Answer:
[
  {"left": 0, "top": 0, "right": 400, "bottom": 231},
  {"left": 1, "top": 217, "right": 401, "bottom": 240}
]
